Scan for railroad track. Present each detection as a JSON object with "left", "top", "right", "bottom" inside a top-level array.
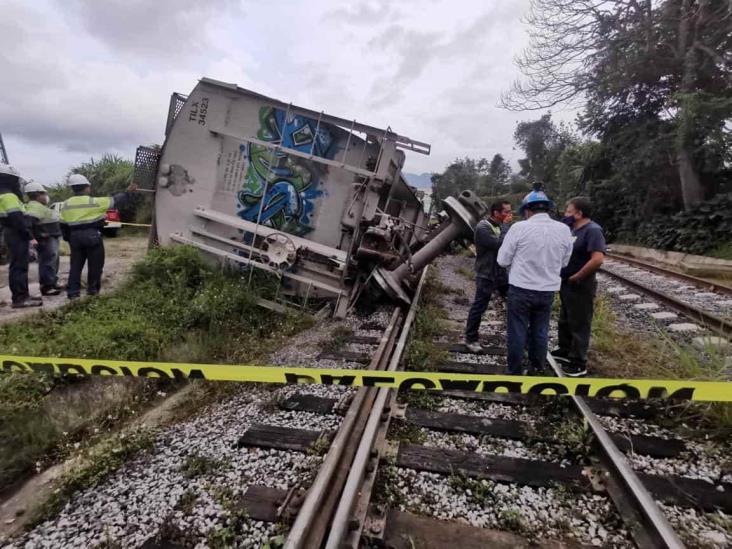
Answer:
[
  {"left": 600, "top": 255, "right": 732, "bottom": 338},
  {"left": 307, "top": 255, "right": 730, "bottom": 548},
  {"left": 8, "top": 255, "right": 730, "bottom": 548}
]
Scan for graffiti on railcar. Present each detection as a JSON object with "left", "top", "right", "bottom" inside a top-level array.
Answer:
[{"left": 236, "top": 106, "right": 336, "bottom": 236}]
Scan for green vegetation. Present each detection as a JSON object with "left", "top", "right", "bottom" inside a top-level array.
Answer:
[
  {"left": 30, "top": 428, "right": 154, "bottom": 526},
  {"left": 307, "top": 435, "right": 331, "bottom": 456},
  {"left": 387, "top": 419, "right": 427, "bottom": 445},
  {"left": 372, "top": 457, "right": 404, "bottom": 508},
  {"left": 403, "top": 276, "right": 449, "bottom": 372},
  {"left": 448, "top": 473, "right": 496, "bottom": 507},
  {"left": 498, "top": 507, "right": 527, "bottom": 534},
  {"left": 180, "top": 453, "right": 225, "bottom": 478},
  {"left": 590, "top": 295, "right": 731, "bottom": 436},
  {"left": 0, "top": 245, "right": 311, "bottom": 493}
]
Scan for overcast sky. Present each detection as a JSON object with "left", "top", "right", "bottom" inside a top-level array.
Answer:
[{"left": 1, "top": 0, "right": 571, "bottom": 185}]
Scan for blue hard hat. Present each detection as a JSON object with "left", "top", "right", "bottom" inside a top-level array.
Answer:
[{"left": 519, "top": 182, "right": 555, "bottom": 214}]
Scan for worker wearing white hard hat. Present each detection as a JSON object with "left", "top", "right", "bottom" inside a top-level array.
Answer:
[
  {"left": 25, "top": 181, "right": 63, "bottom": 296},
  {"left": 59, "top": 173, "right": 137, "bottom": 299},
  {"left": 0, "top": 164, "right": 42, "bottom": 307}
]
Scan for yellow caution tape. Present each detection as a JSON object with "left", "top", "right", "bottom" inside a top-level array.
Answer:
[{"left": 2, "top": 355, "right": 731, "bottom": 402}]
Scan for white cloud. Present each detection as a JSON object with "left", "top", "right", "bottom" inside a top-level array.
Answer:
[{"left": 1, "top": 0, "right": 558, "bottom": 185}]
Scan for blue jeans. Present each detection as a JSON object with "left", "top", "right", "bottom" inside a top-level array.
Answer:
[
  {"left": 37, "top": 236, "right": 60, "bottom": 291},
  {"left": 465, "top": 276, "right": 494, "bottom": 343},
  {"left": 506, "top": 285, "right": 555, "bottom": 375}
]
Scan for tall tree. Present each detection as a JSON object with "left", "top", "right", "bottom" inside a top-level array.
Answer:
[
  {"left": 502, "top": 0, "right": 732, "bottom": 210},
  {"left": 481, "top": 153, "right": 512, "bottom": 197},
  {"left": 430, "top": 157, "right": 486, "bottom": 206},
  {"left": 513, "top": 114, "right": 577, "bottom": 195}
]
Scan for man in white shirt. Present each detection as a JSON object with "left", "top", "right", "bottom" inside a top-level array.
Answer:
[{"left": 497, "top": 184, "right": 573, "bottom": 375}]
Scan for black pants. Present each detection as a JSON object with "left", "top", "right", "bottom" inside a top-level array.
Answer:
[
  {"left": 557, "top": 276, "right": 597, "bottom": 365},
  {"left": 5, "top": 227, "right": 30, "bottom": 303},
  {"left": 465, "top": 276, "right": 494, "bottom": 343},
  {"left": 67, "top": 228, "right": 105, "bottom": 298}
]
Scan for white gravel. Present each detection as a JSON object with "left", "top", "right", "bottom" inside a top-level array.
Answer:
[{"left": 392, "top": 468, "right": 630, "bottom": 547}]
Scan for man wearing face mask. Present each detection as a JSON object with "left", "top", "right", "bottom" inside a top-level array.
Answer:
[
  {"left": 553, "top": 196, "right": 606, "bottom": 377},
  {"left": 464, "top": 200, "right": 513, "bottom": 353},
  {"left": 25, "top": 182, "right": 63, "bottom": 296}
]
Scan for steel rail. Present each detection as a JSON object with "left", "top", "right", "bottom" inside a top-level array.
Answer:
[
  {"left": 607, "top": 253, "right": 732, "bottom": 295},
  {"left": 284, "top": 307, "right": 403, "bottom": 549},
  {"left": 325, "top": 267, "right": 429, "bottom": 549},
  {"left": 600, "top": 266, "right": 732, "bottom": 337},
  {"left": 547, "top": 355, "right": 685, "bottom": 549}
]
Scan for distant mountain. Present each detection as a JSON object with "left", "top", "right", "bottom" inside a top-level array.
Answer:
[{"left": 403, "top": 172, "right": 432, "bottom": 190}]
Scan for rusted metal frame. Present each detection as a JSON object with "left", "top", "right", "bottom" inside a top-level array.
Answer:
[
  {"left": 284, "top": 307, "right": 403, "bottom": 549},
  {"left": 607, "top": 253, "right": 732, "bottom": 295},
  {"left": 600, "top": 267, "right": 731, "bottom": 337},
  {"left": 325, "top": 267, "right": 429, "bottom": 549},
  {"left": 546, "top": 355, "right": 684, "bottom": 549}
]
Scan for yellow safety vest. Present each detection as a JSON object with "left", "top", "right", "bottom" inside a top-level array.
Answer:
[
  {"left": 0, "top": 192, "right": 25, "bottom": 218},
  {"left": 59, "top": 195, "right": 113, "bottom": 226},
  {"left": 25, "top": 200, "right": 59, "bottom": 224}
]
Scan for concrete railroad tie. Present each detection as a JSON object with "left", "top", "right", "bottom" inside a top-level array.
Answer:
[
  {"left": 633, "top": 303, "right": 660, "bottom": 311},
  {"left": 650, "top": 311, "right": 678, "bottom": 321},
  {"left": 667, "top": 322, "right": 700, "bottom": 333}
]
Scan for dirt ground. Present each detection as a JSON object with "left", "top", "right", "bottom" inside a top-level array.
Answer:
[{"left": 0, "top": 234, "right": 148, "bottom": 324}]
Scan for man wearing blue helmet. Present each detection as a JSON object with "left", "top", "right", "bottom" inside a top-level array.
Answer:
[{"left": 497, "top": 183, "right": 573, "bottom": 375}]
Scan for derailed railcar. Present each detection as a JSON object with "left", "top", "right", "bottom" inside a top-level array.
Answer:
[{"left": 135, "top": 78, "right": 483, "bottom": 316}]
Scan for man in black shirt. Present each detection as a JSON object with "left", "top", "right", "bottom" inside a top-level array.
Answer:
[{"left": 553, "top": 196, "right": 606, "bottom": 376}]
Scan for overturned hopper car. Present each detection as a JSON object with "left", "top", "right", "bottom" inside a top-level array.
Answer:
[{"left": 135, "top": 78, "right": 485, "bottom": 316}]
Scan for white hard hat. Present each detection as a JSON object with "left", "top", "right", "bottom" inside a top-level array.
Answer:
[
  {"left": 24, "top": 181, "right": 47, "bottom": 194},
  {"left": 0, "top": 163, "right": 20, "bottom": 177},
  {"left": 68, "top": 173, "right": 91, "bottom": 188}
]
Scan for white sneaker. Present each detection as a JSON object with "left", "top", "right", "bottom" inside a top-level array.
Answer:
[{"left": 465, "top": 341, "right": 483, "bottom": 353}]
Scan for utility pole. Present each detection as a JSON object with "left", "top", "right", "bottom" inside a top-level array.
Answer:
[{"left": 0, "top": 132, "right": 8, "bottom": 164}]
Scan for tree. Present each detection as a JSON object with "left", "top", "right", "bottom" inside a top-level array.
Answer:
[
  {"left": 430, "top": 157, "right": 486, "bottom": 207},
  {"left": 479, "top": 154, "right": 512, "bottom": 197},
  {"left": 513, "top": 114, "right": 577, "bottom": 195},
  {"left": 502, "top": 0, "right": 732, "bottom": 210}
]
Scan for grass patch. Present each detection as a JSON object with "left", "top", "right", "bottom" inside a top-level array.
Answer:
[
  {"left": 307, "top": 435, "right": 331, "bottom": 456},
  {"left": 403, "top": 275, "right": 449, "bottom": 372},
  {"left": 0, "top": 245, "right": 312, "bottom": 495},
  {"left": 29, "top": 428, "right": 154, "bottom": 526},
  {"left": 448, "top": 473, "right": 496, "bottom": 507},
  {"left": 180, "top": 453, "right": 225, "bottom": 478},
  {"left": 590, "top": 295, "right": 732, "bottom": 436},
  {"left": 372, "top": 457, "right": 404, "bottom": 508},
  {"left": 388, "top": 419, "right": 427, "bottom": 445}
]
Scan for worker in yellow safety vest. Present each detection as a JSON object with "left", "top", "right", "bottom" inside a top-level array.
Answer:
[
  {"left": 25, "top": 181, "right": 64, "bottom": 296},
  {"left": 0, "top": 163, "right": 42, "bottom": 308},
  {"left": 59, "top": 174, "right": 137, "bottom": 299}
]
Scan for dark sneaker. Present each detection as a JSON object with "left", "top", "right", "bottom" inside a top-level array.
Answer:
[
  {"left": 12, "top": 299, "right": 43, "bottom": 309},
  {"left": 551, "top": 349, "right": 570, "bottom": 362},
  {"left": 561, "top": 362, "right": 588, "bottom": 377}
]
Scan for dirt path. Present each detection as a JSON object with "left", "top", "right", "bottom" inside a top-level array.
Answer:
[{"left": 0, "top": 234, "right": 148, "bottom": 325}]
